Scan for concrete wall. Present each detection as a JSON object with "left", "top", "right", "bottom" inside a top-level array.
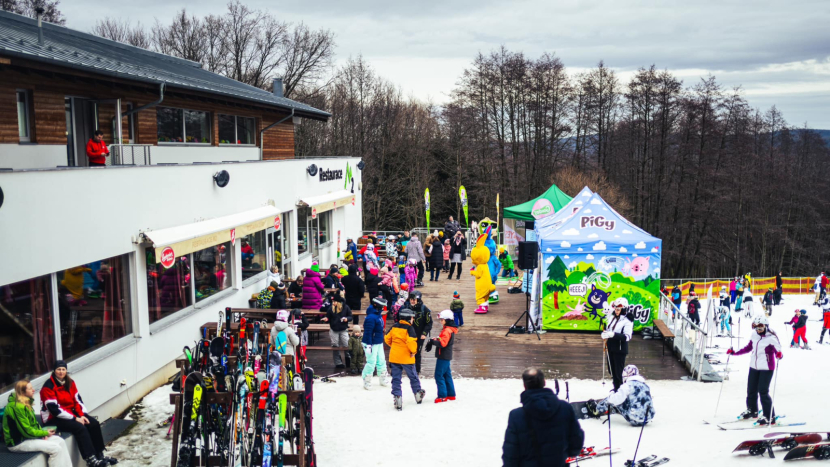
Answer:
[
  {"left": 0, "top": 157, "right": 363, "bottom": 417},
  {"left": 151, "top": 145, "right": 260, "bottom": 164},
  {"left": 0, "top": 144, "right": 66, "bottom": 169}
]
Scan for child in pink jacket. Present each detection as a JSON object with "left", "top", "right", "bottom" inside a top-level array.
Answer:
[
  {"left": 405, "top": 259, "right": 418, "bottom": 288},
  {"left": 442, "top": 239, "right": 451, "bottom": 272}
]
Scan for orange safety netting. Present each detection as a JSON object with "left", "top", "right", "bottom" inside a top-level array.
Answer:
[{"left": 664, "top": 277, "right": 817, "bottom": 299}]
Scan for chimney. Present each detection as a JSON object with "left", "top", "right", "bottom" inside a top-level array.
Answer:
[
  {"left": 272, "top": 78, "right": 283, "bottom": 98},
  {"left": 35, "top": 7, "right": 44, "bottom": 46}
]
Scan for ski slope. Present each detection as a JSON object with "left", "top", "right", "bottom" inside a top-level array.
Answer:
[{"left": 313, "top": 293, "right": 828, "bottom": 467}]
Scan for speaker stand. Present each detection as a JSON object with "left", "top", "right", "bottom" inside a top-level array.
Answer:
[{"left": 505, "top": 269, "right": 541, "bottom": 340}]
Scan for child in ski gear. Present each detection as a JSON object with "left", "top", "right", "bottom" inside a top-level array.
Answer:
[
  {"left": 362, "top": 297, "right": 389, "bottom": 388},
  {"left": 257, "top": 283, "right": 275, "bottom": 309},
  {"left": 686, "top": 292, "right": 701, "bottom": 326},
  {"left": 786, "top": 309, "right": 810, "bottom": 349},
  {"left": 379, "top": 266, "right": 398, "bottom": 308},
  {"left": 670, "top": 285, "right": 682, "bottom": 317},
  {"left": 404, "top": 258, "right": 418, "bottom": 288},
  {"left": 603, "top": 298, "right": 634, "bottom": 391},
  {"left": 820, "top": 297, "right": 830, "bottom": 344},
  {"left": 384, "top": 307, "right": 425, "bottom": 409},
  {"left": 499, "top": 247, "right": 516, "bottom": 277},
  {"left": 364, "top": 267, "right": 381, "bottom": 302},
  {"left": 442, "top": 239, "right": 451, "bottom": 272},
  {"left": 271, "top": 310, "right": 301, "bottom": 357},
  {"left": 729, "top": 278, "right": 738, "bottom": 304},
  {"left": 391, "top": 283, "right": 409, "bottom": 323},
  {"left": 763, "top": 288, "right": 774, "bottom": 316},
  {"left": 321, "top": 295, "right": 352, "bottom": 368},
  {"left": 397, "top": 254, "right": 407, "bottom": 285},
  {"left": 450, "top": 291, "right": 465, "bottom": 327},
  {"left": 40, "top": 361, "right": 115, "bottom": 467},
  {"left": 431, "top": 310, "right": 459, "bottom": 403},
  {"left": 718, "top": 288, "right": 732, "bottom": 337},
  {"left": 743, "top": 286, "right": 755, "bottom": 318},
  {"left": 402, "top": 290, "right": 433, "bottom": 375},
  {"left": 348, "top": 325, "right": 366, "bottom": 374},
  {"left": 592, "top": 365, "right": 655, "bottom": 426},
  {"left": 3, "top": 380, "right": 73, "bottom": 467},
  {"left": 727, "top": 315, "right": 783, "bottom": 425},
  {"left": 735, "top": 279, "right": 745, "bottom": 314},
  {"left": 364, "top": 243, "right": 380, "bottom": 273},
  {"left": 502, "top": 368, "right": 585, "bottom": 467}
]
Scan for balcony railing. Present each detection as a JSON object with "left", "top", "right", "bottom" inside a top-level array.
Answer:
[{"left": 110, "top": 144, "right": 152, "bottom": 166}]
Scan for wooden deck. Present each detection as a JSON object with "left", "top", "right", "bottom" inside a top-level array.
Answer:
[{"left": 305, "top": 271, "right": 689, "bottom": 380}]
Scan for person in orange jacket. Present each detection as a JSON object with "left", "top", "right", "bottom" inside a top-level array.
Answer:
[
  {"left": 384, "top": 307, "right": 425, "bottom": 410},
  {"left": 85, "top": 130, "right": 109, "bottom": 167}
]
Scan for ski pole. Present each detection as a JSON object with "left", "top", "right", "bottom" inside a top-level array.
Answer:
[
  {"left": 713, "top": 354, "right": 730, "bottom": 417},
  {"left": 630, "top": 407, "right": 650, "bottom": 467},
  {"left": 607, "top": 409, "right": 613, "bottom": 467},
  {"left": 767, "top": 358, "right": 781, "bottom": 432}
]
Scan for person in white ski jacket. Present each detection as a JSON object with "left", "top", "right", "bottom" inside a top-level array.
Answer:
[
  {"left": 270, "top": 310, "right": 300, "bottom": 357},
  {"left": 593, "top": 365, "right": 655, "bottom": 426},
  {"left": 728, "top": 315, "right": 783, "bottom": 425},
  {"left": 602, "top": 298, "right": 634, "bottom": 391}
]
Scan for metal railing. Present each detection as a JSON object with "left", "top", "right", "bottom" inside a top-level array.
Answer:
[
  {"left": 658, "top": 290, "right": 722, "bottom": 382},
  {"left": 110, "top": 144, "right": 153, "bottom": 166}
]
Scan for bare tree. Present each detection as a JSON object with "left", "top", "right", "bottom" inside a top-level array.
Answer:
[
  {"left": 152, "top": 10, "right": 205, "bottom": 63},
  {"left": 91, "top": 18, "right": 150, "bottom": 49},
  {"left": 280, "top": 23, "right": 335, "bottom": 99},
  {"left": 2, "top": 0, "right": 65, "bottom": 24}
]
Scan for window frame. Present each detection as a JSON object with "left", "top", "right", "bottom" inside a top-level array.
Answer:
[
  {"left": 16, "top": 89, "right": 31, "bottom": 143},
  {"left": 218, "top": 114, "right": 257, "bottom": 146},
  {"left": 156, "top": 106, "right": 212, "bottom": 145}
]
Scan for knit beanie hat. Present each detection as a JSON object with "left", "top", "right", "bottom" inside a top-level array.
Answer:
[
  {"left": 311, "top": 263, "right": 319, "bottom": 272},
  {"left": 54, "top": 360, "right": 68, "bottom": 371},
  {"left": 453, "top": 291, "right": 459, "bottom": 299}
]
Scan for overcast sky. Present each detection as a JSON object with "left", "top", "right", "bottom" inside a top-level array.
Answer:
[{"left": 66, "top": 0, "right": 830, "bottom": 128}]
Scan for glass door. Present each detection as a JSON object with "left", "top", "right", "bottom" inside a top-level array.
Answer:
[{"left": 65, "top": 98, "right": 75, "bottom": 166}]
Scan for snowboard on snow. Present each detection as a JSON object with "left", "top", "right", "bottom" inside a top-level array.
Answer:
[
  {"left": 570, "top": 401, "right": 606, "bottom": 420},
  {"left": 566, "top": 446, "right": 619, "bottom": 464},
  {"left": 783, "top": 443, "right": 830, "bottom": 461},
  {"left": 733, "top": 433, "right": 823, "bottom": 457}
]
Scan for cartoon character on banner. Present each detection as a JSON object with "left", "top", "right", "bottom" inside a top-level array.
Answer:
[
  {"left": 584, "top": 284, "right": 613, "bottom": 322},
  {"left": 477, "top": 217, "right": 501, "bottom": 304},
  {"left": 470, "top": 227, "right": 496, "bottom": 314},
  {"left": 622, "top": 256, "right": 651, "bottom": 281}
]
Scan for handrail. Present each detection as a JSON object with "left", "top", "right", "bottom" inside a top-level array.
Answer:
[{"left": 110, "top": 144, "right": 152, "bottom": 166}]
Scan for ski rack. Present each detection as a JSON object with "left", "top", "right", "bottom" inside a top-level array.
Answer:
[{"left": 169, "top": 390, "right": 307, "bottom": 467}]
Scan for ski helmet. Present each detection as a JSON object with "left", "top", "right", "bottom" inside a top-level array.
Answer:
[
  {"left": 622, "top": 364, "right": 639, "bottom": 380},
  {"left": 276, "top": 310, "right": 290, "bottom": 322},
  {"left": 753, "top": 315, "right": 769, "bottom": 327},
  {"left": 800, "top": 309, "right": 807, "bottom": 315},
  {"left": 372, "top": 296, "right": 388, "bottom": 309},
  {"left": 409, "top": 290, "right": 423, "bottom": 303},
  {"left": 612, "top": 297, "right": 629, "bottom": 309},
  {"left": 439, "top": 309, "right": 454, "bottom": 321},
  {"left": 398, "top": 308, "right": 415, "bottom": 320}
]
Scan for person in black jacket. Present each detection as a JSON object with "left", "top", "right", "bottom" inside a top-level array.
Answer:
[
  {"left": 322, "top": 265, "right": 344, "bottom": 291},
  {"left": 402, "top": 290, "right": 433, "bottom": 374},
  {"left": 292, "top": 308, "right": 310, "bottom": 359},
  {"left": 448, "top": 230, "right": 467, "bottom": 281},
  {"left": 321, "top": 294, "right": 353, "bottom": 368},
  {"left": 774, "top": 272, "right": 783, "bottom": 305},
  {"left": 270, "top": 282, "right": 288, "bottom": 309},
  {"left": 502, "top": 368, "right": 584, "bottom": 467},
  {"left": 364, "top": 267, "right": 382, "bottom": 303},
  {"left": 287, "top": 275, "right": 303, "bottom": 298},
  {"left": 341, "top": 264, "right": 365, "bottom": 324},
  {"left": 428, "top": 237, "right": 444, "bottom": 281}
]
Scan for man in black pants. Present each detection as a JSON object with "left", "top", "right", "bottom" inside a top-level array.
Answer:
[
  {"left": 602, "top": 299, "right": 634, "bottom": 391},
  {"left": 402, "top": 291, "right": 432, "bottom": 374}
]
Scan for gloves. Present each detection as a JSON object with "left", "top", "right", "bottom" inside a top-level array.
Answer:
[
  {"left": 726, "top": 348, "right": 734, "bottom": 355},
  {"left": 601, "top": 331, "right": 613, "bottom": 339},
  {"left": 776, "top": 352, "right": 783, "bottom": 360}
]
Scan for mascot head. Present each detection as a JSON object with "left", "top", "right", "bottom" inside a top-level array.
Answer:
[
  {"left": 471, "top": 226, "right": 491, "bottom": 266},
  {"left": 478, "top": 217, "right": 497, "bottom": 236}
]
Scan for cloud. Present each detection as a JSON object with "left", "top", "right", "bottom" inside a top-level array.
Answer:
[
  {"left": 635, "top": 241, "right": 646, "bottom": 249},
  {"left": 562, "top": 228, "right": 580, "bottom": 236},
  {"left": 623, "top": 229, "right": 633, "bottom": 234},
  {"left": 632, "top": 253, "right": 638, "bottom": 257},
  {"left": 588, "top": 233, "right": 599, "bottom": 238},
  {"left": 619, "top": 247, "right": 628, "bottom": 252},
  {"left": 593, "top": 241, "right": 607, "bottom": 251},
  {"left": 575, "top": 201, "right": 583, "bottom": 205},
  {"left": 568, "top": 261, "right": 578, "bottom": 268},
  {"left": 577, "top": 248, "right": 584, "bottom": 252},
  {"left": 602, "top": 208, "right": 608, "bottom": 211},
  {"left": 586, "top": 254, "right": 594, "bottom": 260},
  {"left": 614, "top": 235, "right": 620, "bottom": 238},
  {"left": 546, "top": 248, "right": 552, "bottom": 252},
  {"left": 581, "top": 191, "right": 591, "bottom": 197},
  {"left": 654, "top": 268, "right": 661, "bottom": 275},
  {"left": 583, "top": 209, "right": 592, "bottom": 213},
  {"left": 651, "top": 247, "right": 659, "bottom": 252},
  {"left": 590, "top": 198, "right": 603, "bottom": 205},
  {"left": 545, "top": 256, "right": 554, "bottom": 264},
  {"left": 564, "top": 255, "right": 569, "bottom": 259},
  {"left": 560, "top": 241, "right": 571, "bottom": 248}
]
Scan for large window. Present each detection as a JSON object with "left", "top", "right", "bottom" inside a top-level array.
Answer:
[
  {"left": 194, "top": 242, "right": 231, "bottom": 302},
  {"left": 157, "top": 107, "right": 210, "bottom": 144},
  {"left": 269, "top": 213, "right": 292, "bottom": 279},
  {"left": 218, "top": 115, "right": 256, "bottom": 145},
  {"left": 318, "top": 211, "right": 331, "bottom": 245},
  {"left": 241, "top": 231, "right": 267, "bottom": 280},
  {"left": 147, "top": 249, "right": 192, "bottom": 324},
  {"left": 56, "top": 255, "right": 132, "bottom": 362},
  {"left": 16, "top": 90, "right": 31, "bottom": 142},
  {"left": 0, "top": 275, "right": 55, "bottom": 394},
  {"left": 297, "top": 208, "right": 309, "bottom": 256}
]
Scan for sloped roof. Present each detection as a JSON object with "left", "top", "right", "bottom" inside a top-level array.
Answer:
[
  {"left": 0, "top": 10, "right": 329, "bottom": 120},
  {"left": 534, "top": 186, "right": 593, "bottom": 233},
  {"left": 537, "top": 191, "right": 661, "bottom": 255},
  {"left": 503, "top": 184, "right": 573, "bottom": 221}
]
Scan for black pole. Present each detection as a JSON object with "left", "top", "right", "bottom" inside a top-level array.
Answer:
[{"left": 629, "top": 407, "right": 650, "bottom": 467}]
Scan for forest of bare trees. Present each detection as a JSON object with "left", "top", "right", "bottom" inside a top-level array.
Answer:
[{"left": 83, "top": 4, "right": 830, "bottom": 278}]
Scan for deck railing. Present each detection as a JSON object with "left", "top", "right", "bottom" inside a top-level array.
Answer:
[
  {"left": 110, "top": 144, "right": 152, "bottom": 166},
  {"left": 659, "top": 290, "right": 722, "bottom": 382}
]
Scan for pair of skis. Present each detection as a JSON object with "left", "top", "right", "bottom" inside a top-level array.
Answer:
[
  {"left": 624, "top": 455, "right": 669, "bottom": 467},
  {"left": 564, "top": 447, "right": 668, "bottom": 466},
  {"left": 733, "top": 432, "right": 827, "bottom": 458}
]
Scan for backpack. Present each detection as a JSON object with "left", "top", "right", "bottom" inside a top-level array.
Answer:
[
  {"left": 688, "top": 301, "right": 697, "bottom": 314},
  {"left": 274, "top": 330, "right": 288, "bottom": 354}
]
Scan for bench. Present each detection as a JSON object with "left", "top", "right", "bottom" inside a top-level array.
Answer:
[
  {"left": 305, "top": 346, "right": 350, "bottom": 365},
  {"left": 652, "top": 319, "right": 675, "bottom": 356}
]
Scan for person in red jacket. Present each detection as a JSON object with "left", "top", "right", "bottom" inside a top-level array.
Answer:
[
  {"left": 85, "top": 130, "right": 109, "bottom": 167},
  {"left": 40, "top": 361, "right": 115, "bottom": 467}
]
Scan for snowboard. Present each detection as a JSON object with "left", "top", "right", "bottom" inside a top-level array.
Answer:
[
  {"left": 733, "top": 433, "right": 823, "bottom": 456},
  {"left": 566, "top": 446, "right": 619, "bottom": 463},
  {"left": 763, "top": 431, "right": 830, "bottom": 439},
  {"left": 783, "top": 443, "right": 830, "bottom": 461},
  {"left": 570, "top": 401, "right": 605, "bottom": 420}
]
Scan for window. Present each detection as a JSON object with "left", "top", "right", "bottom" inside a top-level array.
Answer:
[
  {"left": 0, "top": 275, "right": 56, "bottom": 394},
  {"left": 157, "top": 107, "right": 211, "bottom": 144},
  {"left": 297, "top": 208, "right": 309, "bottom": 256},
  {"left": 269, "top": 213, "right": 292, "bottom": 279},
  {"left": 219, "top": 115, "right": 256, "bottom": 145},
  {"left": 318, "top": 211, "right": 330, "bottom": 245},
  {"left": 56, "top": 255, "right": 133, "bottom": 362},
  {"left": 310, "top": 212, "right": 320, "bottom": 259},
  {"left": 16, "top": 90, "right": 31, "bottom": 142},
  {"left": 146, "top": 248, "right": 192, "bottom": 324},
  {"left": 194, "top": 242, "right": 231, "bottom": 302},
  {"left": 241, "top": 231, "right": 267, "bottom": 280}
]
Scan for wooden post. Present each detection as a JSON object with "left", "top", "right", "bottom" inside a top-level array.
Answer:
[{"left": 170, "top": 394, "right": 182, "bottom": 467}]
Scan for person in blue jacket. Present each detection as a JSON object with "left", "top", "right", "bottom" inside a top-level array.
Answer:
[
  {"left": 361, "top": 297, "right": 389, "bottom": 389},
  {"left": 502, "top": 368, "right": 584, "bottom": 467}
]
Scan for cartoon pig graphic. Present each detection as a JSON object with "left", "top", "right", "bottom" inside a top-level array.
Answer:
[{"left": 623, "top": 256, "right": 650, "bottom": 280}]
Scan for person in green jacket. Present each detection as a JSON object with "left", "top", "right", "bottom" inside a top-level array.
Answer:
[
  {"left": 3, "top": 381, "right": 72, "bottom": 467},
  {"left": 499, "top": 247, "right": 516, "bottom": 278},
  {"left": 348, "top": 325, "right": 366, "bottom": 374}
]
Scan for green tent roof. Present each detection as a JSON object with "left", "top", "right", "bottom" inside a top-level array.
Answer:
[{"left": 503, "top": 184, "right": 574, "bottom": 221}]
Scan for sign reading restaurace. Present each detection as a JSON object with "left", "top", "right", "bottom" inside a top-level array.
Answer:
[
  {"left": 160, "top": 247, "right": 176, "bottom": 269},
  {"left": 319, "top": 168, "right": 344, "bottom": 182}
]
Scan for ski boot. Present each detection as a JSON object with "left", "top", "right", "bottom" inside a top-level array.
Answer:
[
  {"left": 447, "top": 396, "right": 456, "bottom": 401},
  {"left": 98, "top": 452, "right": 118, "bottom": 465},
  {"left": 434, "top": 397, "right": 448, "bottom": 404},
  {"left": 85, "top": 455, "right": 109, "bottom": 467},
  {"left": 802, "top": 343, "right": 812, "bottom": 350},
  {"left": 394, "top": 395, "right": 402, "bottom": 411},
  {"left": 414, "top": 389, "right": 426, "bottom": 404},
  {"left": 362, "top": 376, "right": 372, "bottom": 390},
  {"left": 379, "top": 372, "right": 390, "bottom": 387},
  {"left": 737, "top": 409, "right": 758, "bottom": 420}
]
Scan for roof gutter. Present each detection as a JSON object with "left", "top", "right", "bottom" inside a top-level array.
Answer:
[
  {"left": 259, "top": 108, "right": 294, "bottom": 161},
  {"left": 122, "top": 82, "right": 165, "bottom": 118}
]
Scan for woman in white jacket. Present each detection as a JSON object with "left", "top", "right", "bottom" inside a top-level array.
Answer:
[
  {"left": 728, "top": 315, "right": 783, "bottom": 425},
  {"left": 602, "top": 298, "right": 634, "bottom": 391}
]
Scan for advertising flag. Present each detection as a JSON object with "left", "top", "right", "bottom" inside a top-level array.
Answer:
[
  {"left": 459, "top": 185, "right": 469, "bottom": 227},
  {"left": 425, "top": 188, "right": 431, "bottom": 231}
]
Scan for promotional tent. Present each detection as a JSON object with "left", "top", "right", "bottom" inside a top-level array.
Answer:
[
  {"left": 534, "top": 192, "right": 662, "bottom": 332},
  {"left": 503, "top": 184, "right": 574, "bottom": 221}
]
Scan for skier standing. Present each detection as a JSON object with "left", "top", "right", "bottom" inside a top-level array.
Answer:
[
  {"left": 727, "top": 316, "right": 783, "bottom": 425},
  {"left": 588, "top": 365, "right": 655, "bottom": 426},
  {"left": 762, "top": 288, "right": 774, "bottom": 316},
  {"left": 786, "top": 309, "right": 810, "bottom": 349},
  {"left": 819, "top": 297, "right": 830, "bottom": 344},
  {"left": 735, "top": 280, "right": 745, "bottom": 315},
  {"left": 361, "top": 297, "right": 390, "bottom": 389},
  {"left": 384, "top": 307, "right": 425, "bottom": 410},
  {"left": 686, "top": 292, "right": 701, "bottom": 326},
  {"left": 718, "top": 287, "right": 733, "bottom": 337},
  {"left": 401, "top": 291, "right": 433, "bottom": 375},
  {"left": 602, "top": 298, "right": 634, "bottom": 391},
  {"left": 743, "top": 286, "right": 755, "bottom": 318}
]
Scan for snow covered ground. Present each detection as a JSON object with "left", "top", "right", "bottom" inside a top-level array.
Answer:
[
  {"left": 313, "top": 294, "right": 829, "bottom": 467},
  {"left": 105, "top": 294, "right": 828, "bottom": 467}
]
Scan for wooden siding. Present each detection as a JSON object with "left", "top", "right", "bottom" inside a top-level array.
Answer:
[{"left": 0, "top": 61, "right": 304, "bottom": 160}]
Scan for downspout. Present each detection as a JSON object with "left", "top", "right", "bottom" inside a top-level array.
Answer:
[
  {"left": 259, "top": 108, "right": 294, "bottom": 161},
  {"left": 122, "top": 83, "right": 166, "bottom": 119}
]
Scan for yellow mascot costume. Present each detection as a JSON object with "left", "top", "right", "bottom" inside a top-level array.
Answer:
[{"left": 470, "top": 227, "right": 496, "bottom": 314}]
